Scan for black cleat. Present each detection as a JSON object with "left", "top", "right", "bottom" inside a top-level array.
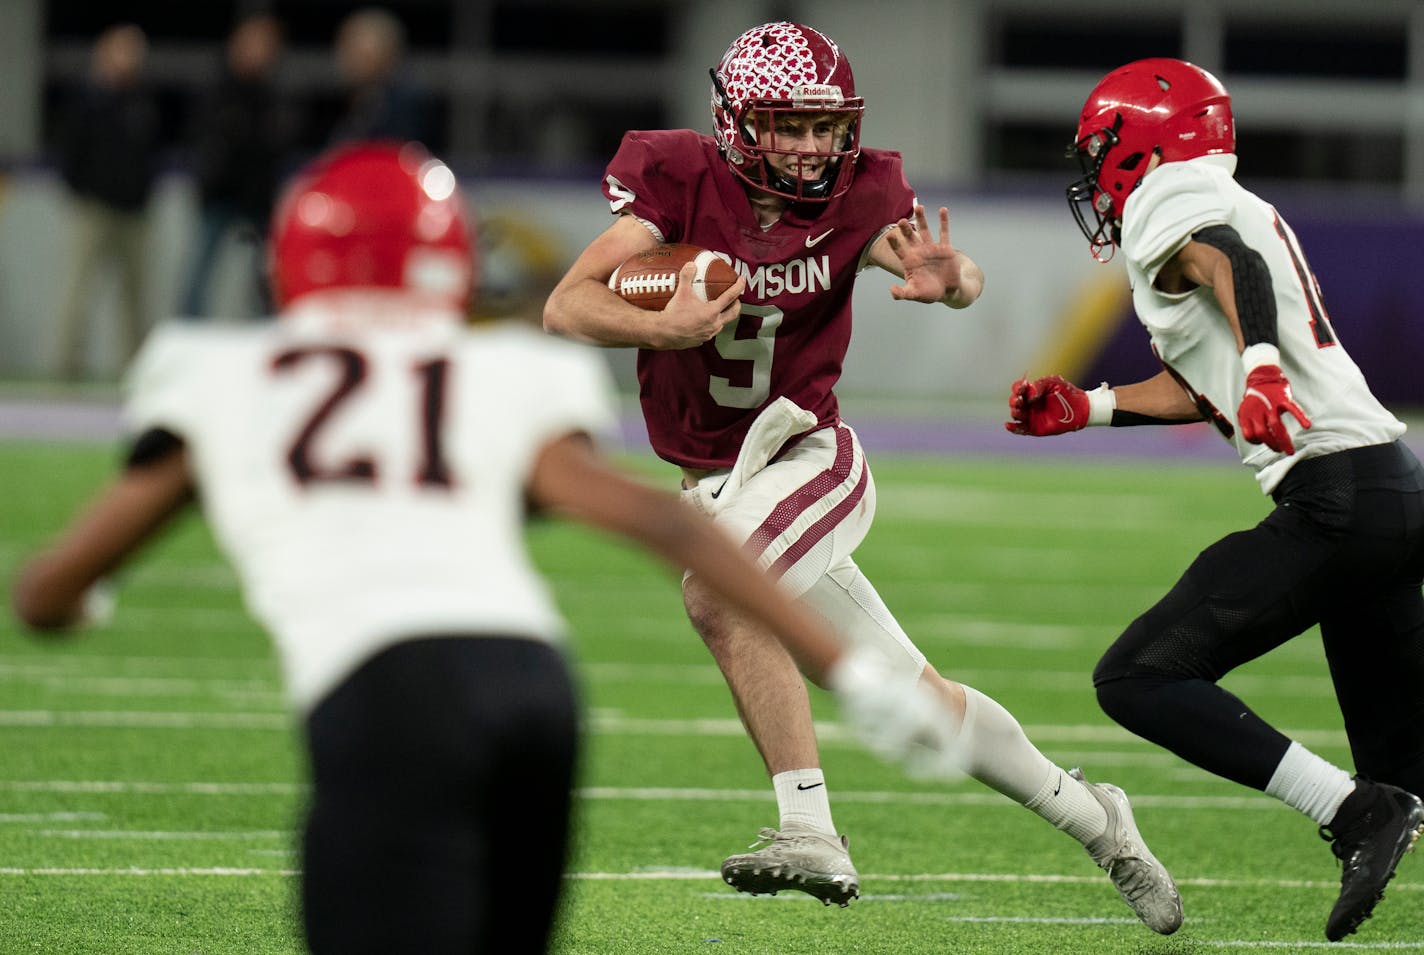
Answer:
[{"left": 1320, "top": 779, "right": 1424, "bottom": 942}]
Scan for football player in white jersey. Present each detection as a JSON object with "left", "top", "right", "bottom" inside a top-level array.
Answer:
[
  {"left": 1005, "top": 58, "right": 1424, "bottom": 942},
  {"left": 12, "top": 142, "right": 969, "bottom": 954}
]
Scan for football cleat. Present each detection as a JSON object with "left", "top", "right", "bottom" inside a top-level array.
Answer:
[
  {"left": 720, "top": 825, "right": 860, "bottom": 907},
  {"left": 1073, "top": 768, "right": 1184, "bottom": 934},
  {"left": 1320, "top": 778, "right": 1424, "bottom": 942}
]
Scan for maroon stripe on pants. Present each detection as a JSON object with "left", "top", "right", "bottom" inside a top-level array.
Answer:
[
  {"left": 744, "top": 426, "right": 858, "bottom": 570},
  {"left": 767, "top": 464, "right": 869, "bottom": 582}
]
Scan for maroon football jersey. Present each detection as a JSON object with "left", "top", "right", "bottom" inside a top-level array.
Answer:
[{"left": 602, "top": 129, "right": 916, "bottom": 469}]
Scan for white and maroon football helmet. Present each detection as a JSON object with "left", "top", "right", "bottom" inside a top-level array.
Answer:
[
  {"left": 710, "top": 21, "right": 864, "bottom": 202},
  {"left": 269, "top": 141, "right": 477, "bottom": 310},
  {"left": 1068, "top": 58, "right": 1235, "bottom": 261}
]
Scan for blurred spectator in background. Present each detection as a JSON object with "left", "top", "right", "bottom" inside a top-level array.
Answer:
[
  {"left": 178, "top": 13, "right": 298, "bottom": 320},
  {"left": 53, "top": 23, "right": 160, "bottom": 379},
  {"left": 327, "top": 8, "right": 438, "bottom": 149}
]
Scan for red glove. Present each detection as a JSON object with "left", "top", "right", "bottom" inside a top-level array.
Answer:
[
  {"left": 1237, "top": 365, "right": 1312, "bottom": 455},
  {"left": 1005, "top": 375, "right": 1091, "bottom": 436}
]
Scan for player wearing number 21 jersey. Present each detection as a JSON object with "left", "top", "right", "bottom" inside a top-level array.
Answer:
[
  {"left": 545, "top": 22, "right": 1185, "bottom": 934},
  {"left": 121, "top": 312, "right": 611, "bottom": 711},
  {"left": 1006, "top": 59, "right": 1424, "bottom": 942}
]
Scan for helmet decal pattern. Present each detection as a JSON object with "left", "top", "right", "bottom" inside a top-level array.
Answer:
[
  {"left": 720, "top": 22, "right": 835, "bottom": 102},
  {"left": 709, "top": 22, "right": 864, "bottom": 202}
]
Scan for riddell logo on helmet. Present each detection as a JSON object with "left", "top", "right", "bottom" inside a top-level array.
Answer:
[{"left": 792, "top": 84, "right": 844, "bottom": 107}]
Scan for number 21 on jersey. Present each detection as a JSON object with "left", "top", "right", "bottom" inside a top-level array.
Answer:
[{"left": 272, "top": 346, "right": 454, "bottom": 489}]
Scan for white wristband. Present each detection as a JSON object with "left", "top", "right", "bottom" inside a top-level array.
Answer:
[
  {"left": 1086, "top": 382, "right": 1115, "bottom": 427},
  {"left": 78, "top": 580, "right": 116, "bottom": 628},
  {"left": 1240, "top": 343, "right": 1281, "bottom": 373}
]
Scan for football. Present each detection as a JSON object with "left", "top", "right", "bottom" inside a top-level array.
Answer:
[{"left": 609, "top": 243, "right": 739, "bottom": 311}]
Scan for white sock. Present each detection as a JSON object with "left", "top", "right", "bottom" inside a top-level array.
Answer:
[
  {"left": 958, "top": 685, "right": 1108, "bottom": 844},
  {"left": 1265, "top": 741, "right": 1356, "bottom": 826},
  {"left": 773, "top": 769, "right": 836, "bottom": 834},
  {"left": 1024, "top": 767, "right": 1111, "bottom": 845}
]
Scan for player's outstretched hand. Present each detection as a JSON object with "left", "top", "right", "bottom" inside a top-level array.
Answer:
[
  {"left": 1005, "top": 375, "right": 1091, "bottom": 436},
  {"left": 886, "top": 205, "right": 964, "bottom": 303},
  {"left": 1237, "top": 365, "right": 1311, "bottom": 454},
  {"left": 827, "top": 646, "right": 965, "bottom": 781},
  {"left": 657, "top": 263, "right": 744, "bottom": 350}
]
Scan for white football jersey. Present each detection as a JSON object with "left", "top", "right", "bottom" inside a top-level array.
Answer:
[
  {"left": 1120, "top": 154, "right": 1403, "bottom": 493},
  {"left": 124, "top": 299, "right": 618, "bottom": 712}
]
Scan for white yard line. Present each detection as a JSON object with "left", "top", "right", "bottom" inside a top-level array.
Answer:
[
  {"left": 0, "top": 654, "right": 276, "bottom": 675},
  {"left": 576, "top": 786, "right": 1296, "bottom": 811},
  {"left": 0, "top": 867, "right": 297, "bottom": 876},
  {"left": 0, "top": 778, "right": 1288, "bottom": 810},
  {"left": 0, "top": 710, "right": 290, "bottom": 729},
  {"left": 37, "top": 829, "right": 289, "bottom": 840},
  {"left": 940, "top": 915, "right": 1145, "bottom": 924},
  {"left": 0, "top": 657, "right": 1336, "bottom": 700},
  {"left": 567, "top": 870, "right": 1424, "bottom": 893},
  {"left": 0, "top": 707, "right": 1353, "bottom": 758},
  {"left": 0, "top": 865, "right": 1415, "bottom": 897},
  {"left": 0, "top": 780, "right": 301, "bottom": 794}
]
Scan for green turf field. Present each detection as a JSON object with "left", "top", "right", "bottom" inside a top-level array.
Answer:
[{"left": 1, "top": 441, "right": 1420, "bottom": 954}]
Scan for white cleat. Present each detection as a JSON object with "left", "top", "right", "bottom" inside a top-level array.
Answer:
[
  {"left": 719, "top": 825, "right": 860, "bottom": 907},
  {"left": 1073, "top": 767, "right": 1184, "bottom": 934}
]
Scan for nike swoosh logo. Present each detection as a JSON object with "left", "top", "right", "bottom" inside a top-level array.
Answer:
[
  {"left": 1052, "top": 773, "right": 1063, "bottom": 797},
  {"left": 796, "top": 782, "right": 825, "bottom": 791},
  {"left": 805, "top": 229, "right": 834, "bottom": 248},
  {"left": 1053, "top": 392, "right": 1075, "bottom": 424}
]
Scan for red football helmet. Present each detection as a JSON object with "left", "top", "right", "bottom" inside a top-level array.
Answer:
[
  {"left": 269, "top": 141, "right": 477, "bottom": 310},
  {"left": 710, "top": 21, "right": 863, "bottom": 202},
  {"left": 1067, "top": 58, "right": 1234, "bottom": 260}
]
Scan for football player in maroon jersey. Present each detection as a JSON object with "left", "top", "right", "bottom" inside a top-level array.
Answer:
[
  {"left": 1005, "top": 58, "right": 1424, "bottom": 941},
  {"left": 13, "top": 142, "right": 976, "bottom": 954},
  {"left": 545, "top": 22, "right": 1183, "bottom": 932}
]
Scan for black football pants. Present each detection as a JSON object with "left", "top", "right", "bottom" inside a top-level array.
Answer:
[
  {"left": 1094, "top": 441, "right": 1424, "bottom": 798},
  {"left": 301, "top": 635, "right": 578, "bottom": 954}
]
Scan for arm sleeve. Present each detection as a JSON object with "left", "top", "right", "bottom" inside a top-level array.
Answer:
[
  {"left": 124, "top": 428, "right": 185, "bottom": 468},
  {"left": 1110, "top": 409, "right": 1198, "bottom": 427},
  {"left": 1190, "top": 224, "right": 1278, "bottom": 348}
]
